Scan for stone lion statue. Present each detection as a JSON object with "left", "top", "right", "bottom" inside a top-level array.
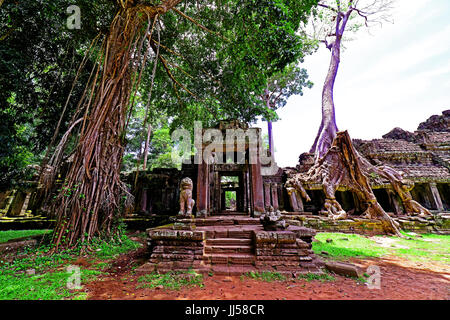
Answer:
[{"left": 179, "top": 177, "right": 195, "bottom": 216}]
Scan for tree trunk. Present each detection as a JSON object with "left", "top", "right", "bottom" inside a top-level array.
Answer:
[
  {"left": 142, "top": 123, "right": 152, "bottom": 171},
  {"left": 48, "top": 0, "right": 182, "bottom": 250},
  {"left": 287, "top": 10, "right": 416, "bottom": 236},
  {"left": 310, "top": 38, "right": 340, "bottom": 159},
  {"left": 268, "top": 121, "right": 273, "bottom": 155}
]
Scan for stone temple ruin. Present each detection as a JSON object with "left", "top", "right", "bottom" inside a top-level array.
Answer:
[
  {"left": 136, "top": 120, "right": 323, "bottom": 275},
  {"left": 1, "top": 111, "right": 449, "bottom": 275}
]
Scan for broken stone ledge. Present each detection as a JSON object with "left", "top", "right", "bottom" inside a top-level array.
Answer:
[{"left": 282, "top": 213, "right": 450, "bottom": 235}]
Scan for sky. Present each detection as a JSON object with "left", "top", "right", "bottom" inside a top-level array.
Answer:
[{"left": 255, "top": 0, "right": 450, "bottom": 167}]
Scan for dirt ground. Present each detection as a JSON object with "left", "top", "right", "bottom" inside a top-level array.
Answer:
[{"left": 84, "top": 247, "right": 450, "bottom": 300}]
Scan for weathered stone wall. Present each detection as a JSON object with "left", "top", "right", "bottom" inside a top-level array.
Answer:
[
  {"left": 125, "top": 168, "right": 181, "bottom": 215},
  {"left": 283, "top": 213, "right": 450, "bottom": 235},
  {"left": 138, "top": 229, "right": 206, "bottom": 273},
  {"left": 254, "top": 229, "right": 322, "bottom": 273}
]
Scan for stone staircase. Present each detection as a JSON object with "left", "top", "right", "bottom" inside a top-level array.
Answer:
[
  {"left": 198, "top": 215, "right": 259, "bottom": 275},
  {"left": 139, "top": 214, "right": 323, "bottom": 276}
]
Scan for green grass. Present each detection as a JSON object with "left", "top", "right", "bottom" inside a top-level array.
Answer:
[
  {"left": 0, "top": 268, "right": 101, "bottom": 300},
  {"left": 295, "top": 272, "right": 335, "bottom": 282},
  {"left": 136, "top": 270, "right": 203, "bottom": 290},
  {"left": 385, "top": 232, "right": 450, "bottom": 264},
  {"left": 0, "top": 230, "right": 143, "bottom": 300},
  {"left": 240, "top": 271, "right": 335, "bottom": 283},
  {"left": 313, "top": 233, "right": 388, "bottom": 259},
  {"left": 313, "top": 232, "right": 450, "bottom": 263},
  {"left": 0, "top": 229, "right": 51, "bottom": 244},
  {"left": 91, "top": 236, "right": 142, "bottom": 260},
  {"left": 242, "top": 271, "right": 286, "bottom": 282}
]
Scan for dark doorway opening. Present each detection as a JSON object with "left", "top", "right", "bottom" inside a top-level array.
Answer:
[{"left": 220, "top": 175, "right": 241, "bottom": 212}]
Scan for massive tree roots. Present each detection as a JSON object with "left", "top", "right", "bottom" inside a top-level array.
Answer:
[
  {"left": 40, "top": 0, "right": 182, "bottom": 250},
  {"left": 287, "top": 131, "right": 431, "bottom": 236}
]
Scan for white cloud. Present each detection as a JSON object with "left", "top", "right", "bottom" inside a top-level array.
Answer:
[{"left": 257, "top": 0, "right": 450, "bottom": 167}]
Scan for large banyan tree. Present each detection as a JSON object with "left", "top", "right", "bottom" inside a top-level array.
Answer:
[
  {"left": 286, "top": 0, "right": 432, "bottom": 236},
  {"left": 40, "top": 0, "right": 318, "bottom": 249}
]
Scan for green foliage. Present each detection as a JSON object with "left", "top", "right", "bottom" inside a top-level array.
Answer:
[
  {"left": 0, "top": 0, "right": 117, "bottom": 189},
  {"left": 139, "top": 0, "right": 318, "bottom": 126},
  {"left": 0, "top": 231, "right": 141, "bottom": 273},
  {"left": 313, "top": 232, "right": 450, "bottom": 263},
  {"left": 242, "top": 271, "right": 286, "bottom": 282},
  {"left": 0, "top": 268, "right": 101, "bottom": 300},
  {"left": 313, "top": 233, "right": 388, "bottom": 258},
  {"left": 225, "top": 191, "right": 236, "bottom": 208},
  {"left": 0, "top": 229, "right": 51, "bottom": 244},
  {"left": 262, "top": 63, "right": 314, "bottom": 121},
  {"left": 296, "top": 271, "right": 335, "bottom": 282},
  {"left": 91, "top": 235, "right": 142, "bottom": 260},
  {"left": 0, "top": 230, "right": 142, "bottom": 300},
  {"left": 136, "top": 270, "right": 204, "bottom": 290},
  {"left": 389, "top": 233, "right": 450, "bottom": 264}
]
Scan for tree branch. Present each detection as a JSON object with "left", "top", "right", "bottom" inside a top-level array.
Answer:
[
  {"left": 317, "top": 2, "right": 338, "bottom": 13},
  {"left": 172, "top": 7, "right": 230, "bottom": 41}
]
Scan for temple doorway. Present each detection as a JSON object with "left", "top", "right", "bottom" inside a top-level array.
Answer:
[{"left": 219, "top": 175, "right": 243, "bottom": 213}]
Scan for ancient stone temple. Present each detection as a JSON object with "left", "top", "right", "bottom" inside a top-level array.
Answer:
[
  {"left": 137, "top": 120, "right": 323, "bottom": 276},
  {"left": 281, "top": 110, "right": 450, "bottom": 234},
  {"left": 131, "top": 120, "right": 284, "bottom": 218},
  {"left": 1, "top": 112, "right": 449, "bottom": 270},
  {"left": 290, "top": 110, "right": 450, "bottom": 215}
]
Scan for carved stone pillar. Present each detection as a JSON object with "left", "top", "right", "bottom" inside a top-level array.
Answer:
[
  {"left": 277, "top": 184, "right": 285, "bottom": 210},
  {"left": 139, "top": 188, "right": 148, "bottom": 213},
  {"left": 9, "top": 191, "right": 26, "bottom": 216},
  {"left": 429, "top": 183, "right": 444, "bottom": 212},
  {"left": 294, "top": 191, "right": 304, "bottom": 212},
  {"left": 387, "top": 189, "right": 403, "bottom": 215},
  {"left": 251, "top": 159, "right": 265, "bottom": 217},
  {"left": 271, "top": 183, "right": 279, "bottom": 210},
  {"left": 196, "top": 162, "right": 209, "bottom": 217},
  {"left": 20, "top": 192, "right": 32, "bottom": 216},
  {"left": 213, "top": 171, "right": 220, "bottom": 213},
  {"left": 288, "top": 191, "right": 299, "bottom": 212},
  {"left": 263, "top": 182, "right": 271, "bottom": 209}
]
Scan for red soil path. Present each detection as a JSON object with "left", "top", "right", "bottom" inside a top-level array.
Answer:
[{"left": 84, "top": 247, "right": 450, "bottom": 300}]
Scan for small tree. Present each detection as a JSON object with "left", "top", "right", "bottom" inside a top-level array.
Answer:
[
  {"left": 260, "top": 64, "right": 313, "bottom": 155},
  {"left": 287, "top": 0, "right": 432, "bottom": 236}
]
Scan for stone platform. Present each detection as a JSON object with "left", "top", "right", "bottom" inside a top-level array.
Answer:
[
  {"left": 137, "top": 215, "right": 324, "bottom": 276},
  {"left": 283, "top": 212, "right": 450, "bottom": 235}
]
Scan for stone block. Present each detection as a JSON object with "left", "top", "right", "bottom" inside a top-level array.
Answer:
[
  {"left": 296, "top": 239, "right": 311, "bottom": 249},
  {"left": 254, "top": 231, "right": 278, "bottom": 243},
  {"left": 192, "top": 231, "right": 205, "bottom": 241},
  {"left": 325, "top": 261, "right": 363, "bottom": 278},
  {"left": 276, "top": 231, "right": 296, "bottom": 244},
  {"left": 288, "top": 225, "right": 316, "bottom": 238},
  {"left": 149, "top": 229, "right": 177, "bottom": 240},
  {"left": 177, "top": 230, "right": 194, "bottom": 240}
]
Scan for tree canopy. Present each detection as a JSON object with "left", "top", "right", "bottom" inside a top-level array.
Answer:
[
  {"left": 1, "top": 0, "right": 319, "bottom": 193},
  {"left": 7, "top": 0, "right": 319, "bottom": 248}
]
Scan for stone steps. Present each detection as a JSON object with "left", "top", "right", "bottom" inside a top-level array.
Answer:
[
  {"left": 208, "top": 265, "right": 258, "bottom": 276},
  {"left": 194, "top": 216, "right": 260, "bottom": 227},
  {"left": 218, "top": 211, "right": 248, "bottom": 216},
  {"left": 205, "top": 238, "right": 252, "bottom": 246},
  {"left": 144, "top": 214, "right": 324, "bottom": 276},
  {"left": 204, "top": 245, "right": 253, "bottom": 254},
  {"left": 204, "top": 229, "right": 255, "bottom": 239},
  {"left": 203, "top": 253, "right": 256, "bottom": 265}
]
